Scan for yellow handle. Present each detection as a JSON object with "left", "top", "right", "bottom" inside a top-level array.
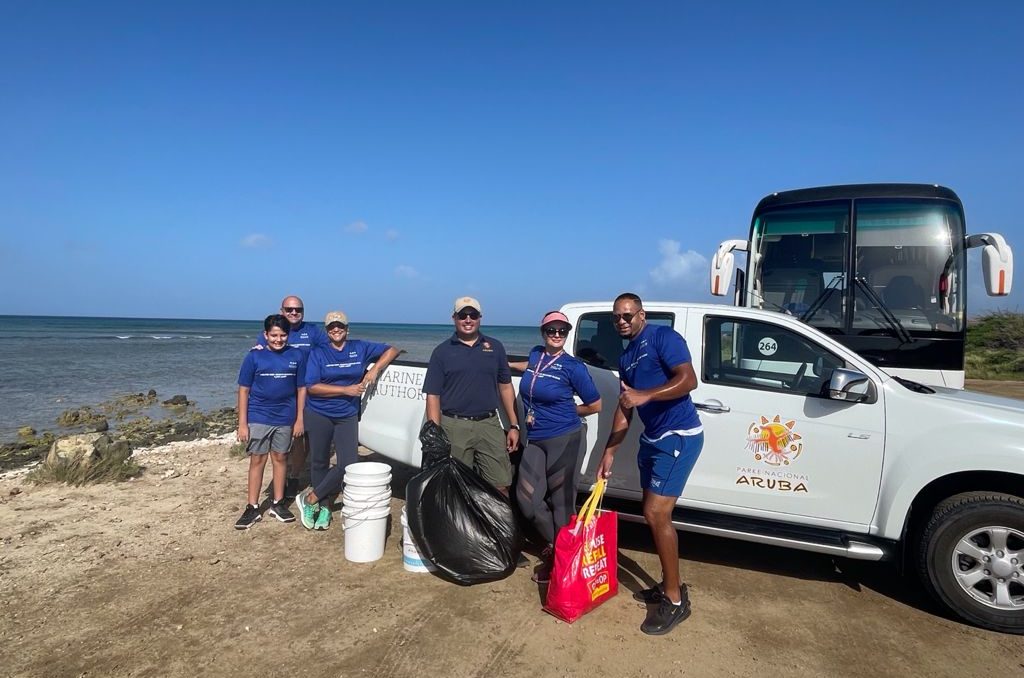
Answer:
[{"left": 576, "top": 478, "right": 607, "bottom": 527}]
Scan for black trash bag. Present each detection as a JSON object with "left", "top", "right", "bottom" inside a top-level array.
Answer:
[
  {"left": 418, "top": 419, "right": 452, "bottom": 470},
  {"left": 407, "top": 421, "right": 522, "bottom": 585}
]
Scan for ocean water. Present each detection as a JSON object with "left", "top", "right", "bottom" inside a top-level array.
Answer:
[{"left": 0, "top": 315, "right": 539, "bottom": 443}]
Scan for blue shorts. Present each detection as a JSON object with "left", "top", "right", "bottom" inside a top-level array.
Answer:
[{"left": 637, "top": 432, "right": 704, "bottom": 497}]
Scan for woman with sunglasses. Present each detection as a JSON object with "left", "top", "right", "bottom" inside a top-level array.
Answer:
[
  {"left": 296, "top": 310, "right": 400, "bottom": 531},
  {"left": 509, "top": 311, "right": 602, "bottom": 582}
]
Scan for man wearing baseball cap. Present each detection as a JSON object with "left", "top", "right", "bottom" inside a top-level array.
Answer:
[{"left": 423, "top": 296, "right": 521, "bottom": 494}]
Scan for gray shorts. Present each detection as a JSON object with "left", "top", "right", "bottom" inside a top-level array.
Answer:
[{"left": 246, "top": 424, "right": 293, "bottom": 455}]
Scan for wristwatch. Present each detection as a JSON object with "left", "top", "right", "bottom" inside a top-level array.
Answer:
[{"left": 508, "top": 424, "right": 520, "bottom": 431}]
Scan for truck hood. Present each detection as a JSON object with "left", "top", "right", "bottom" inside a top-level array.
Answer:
[{"left": 926, "top": 385, "right": 1024, "bottom": 418}]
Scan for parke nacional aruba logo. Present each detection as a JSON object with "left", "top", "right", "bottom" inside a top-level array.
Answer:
[
  {"left": 736, "top": 415, "right": 809, "bottom": 493},
  {"left": 746, "top": 415, "right": 802, "bottom": 466}
]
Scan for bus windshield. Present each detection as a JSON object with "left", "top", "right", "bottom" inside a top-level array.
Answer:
[
  {"left": 750, "top": 199, "right": 965, "bottom": 337},
  {"left": 852, "top": 200, "right": 964, "bottom": 334}
]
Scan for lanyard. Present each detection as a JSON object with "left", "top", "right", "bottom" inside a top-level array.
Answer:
[{"left": 527, "top": 350, "right": 563, "bottom": 409}]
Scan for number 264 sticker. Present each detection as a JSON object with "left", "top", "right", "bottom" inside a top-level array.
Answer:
[{"left": 758, "top": 337, "right": 778, "bottom": 356}]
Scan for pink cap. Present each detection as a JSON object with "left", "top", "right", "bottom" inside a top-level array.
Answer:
[{"left": 540, "top": 311, "right": 571, "bottom": 328}]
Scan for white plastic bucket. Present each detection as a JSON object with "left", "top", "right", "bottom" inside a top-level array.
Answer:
[
  {"left": 401, "top": 506, "right": 435, "bottom": 573},
  {"left": 344, "top": 462, "right": 392, "bottom": 487},
  {"left": 342, "top": 504, "right": 391, "bottom": 563},
  {"left": 343, "top": 484, "right": 393, "bottom": 501}
]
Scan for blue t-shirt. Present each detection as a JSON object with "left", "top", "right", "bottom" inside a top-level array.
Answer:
[
  {"left": 618, "top": 324, "right": 701, "bottom": 438},
  {"left": 255, "top": 321, "right": 327, "bottom": 356},
  {"left": 237, "top": 346, "right": 306, "bottom": 426},
  {"left": 304, "top": 339, "right": 391, "bottom": 419},
  {"left": 422, "top": 334, "right": 512, "bottom": 417},
  {"left": 519, "top": 346, "right": 601, "bottom": 442}
]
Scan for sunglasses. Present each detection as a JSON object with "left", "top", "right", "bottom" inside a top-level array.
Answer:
[
  {"left": 544, "top": 327, "right": 569, "bottom": 337},
  {"left": 283, "top": 307, "right": 304, "bottom": 314},
  {"left": 326, "top": 323, "right": 348, "bottom": 331},
  {"left": 456, "top": 311, "right": 481, "bottom": 320},
  {"left": 612, "top": 312, "right": 639, "bottom": 324}
]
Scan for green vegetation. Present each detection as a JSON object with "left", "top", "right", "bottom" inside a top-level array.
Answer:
[
  {"left": 966, "top": 311, "right": 1024, "bottom": 380},
  {"left": 27, "top": 445, "right": 140, "bottom": 486},
  {"left": 228, "top": 441, "right": 247, "bottom": 458}
]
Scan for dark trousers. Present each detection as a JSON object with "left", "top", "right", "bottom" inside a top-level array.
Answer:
[{"left": 304, "top": 407, "right": 359, "bottom": 501}]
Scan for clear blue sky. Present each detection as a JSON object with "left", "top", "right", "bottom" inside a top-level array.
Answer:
[{"left": 2, "top": 1, "right": 1022, "bottom": 324}]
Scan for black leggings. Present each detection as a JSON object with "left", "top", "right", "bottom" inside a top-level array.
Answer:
[
  {"left": 516, "top": 428, "right": 582, "bottom": 545},
  {"left": 304, "top": 408, "right": 359, "bottom": 501}
]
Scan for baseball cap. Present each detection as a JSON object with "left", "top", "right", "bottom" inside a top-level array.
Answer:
[
  {"left": 324, "top": 310, "right": 349, "bottom": 326},
  {"left": 540, "top": 311, "right": 572, "bottom": 329},
  {"left": 453, "top": 296, "right": 482, "bottom": 313}
]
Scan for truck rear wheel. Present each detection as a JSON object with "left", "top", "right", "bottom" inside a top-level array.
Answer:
[{"left": 917, "top": 492, "right": 1024, "bottom": 634}]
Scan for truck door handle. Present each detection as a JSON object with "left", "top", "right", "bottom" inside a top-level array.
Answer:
[{"left": 695, "top": 400, "right": 731, "bottom": 414}]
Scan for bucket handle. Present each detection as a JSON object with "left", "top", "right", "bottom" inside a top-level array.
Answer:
[{"left": 343, "top": 487, "right": 392, "bottom": 504}]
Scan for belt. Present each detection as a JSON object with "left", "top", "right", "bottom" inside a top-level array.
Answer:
[{"left": 442, "top": 411, "right": 496, "bottom": 421}]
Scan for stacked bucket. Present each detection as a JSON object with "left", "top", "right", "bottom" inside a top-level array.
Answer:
[{"left": 341, "top": 462, "right": 392, "bottom": 563}]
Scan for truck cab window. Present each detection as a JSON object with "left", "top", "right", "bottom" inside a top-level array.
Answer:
[
  {"left": 703, "top": 316, "right": 843, "bottom": 396},
  {"left": 574, "top": 312, "right": 675, "bottom": 370}
]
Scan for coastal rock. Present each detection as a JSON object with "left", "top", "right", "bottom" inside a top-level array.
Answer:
[
  {"left": 90, "top": 418, "right": 110, "bottom": 433},
  {"left": 56, "top": 407, "right": 105, "bottom": 428},
  {"left": 44, "top": 433, "right": 133, "bottom": 468},
  {"left": 162, "top": 395, "right": 189, "bottom": 407},
  {"left": 17, "top": 427, "right": 37, "bottom": 438},
  {"left": 46, "top": 433, "right": 107, "bottom": 467},
  {"left": 148, "top": 389, "right": 157, "bottom": 398}
]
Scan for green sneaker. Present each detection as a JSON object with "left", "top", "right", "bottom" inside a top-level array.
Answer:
[
  {"left": 314, "top": 504, "right": 332, "bottom": 530},
  {"left": 296, "top": 490, "right": 317, "bottom": 530}
]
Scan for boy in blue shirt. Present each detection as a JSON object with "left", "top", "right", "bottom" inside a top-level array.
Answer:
[
  {"left": 236, "top": 315, "right": 307, "bottom": 529},
  {"left": 597, "top": 293, "right": 703, "bottom": 635}
]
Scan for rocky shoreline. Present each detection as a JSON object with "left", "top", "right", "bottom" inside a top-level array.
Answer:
[{"left": 0, "top": 390, "right": 237, "bottom": 473}]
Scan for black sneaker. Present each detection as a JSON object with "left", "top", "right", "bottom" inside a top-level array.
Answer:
[
  {"left": 640, "top": 593, "right": 692, "bottom": 635},
  {"left": 267, "top": 500, "right": 296, "bottom": 523},
  {"left": 633, "top": 582, "right": 688, "bottom": 604},
  {"left": 234, "top": 504, "right": 262, "bottom": 530}
]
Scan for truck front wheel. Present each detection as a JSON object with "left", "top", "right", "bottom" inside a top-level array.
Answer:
[{"left": 917, "top": 492, "right": 1024, "bottom": 634}]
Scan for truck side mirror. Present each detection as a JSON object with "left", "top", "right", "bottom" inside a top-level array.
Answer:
[{"left": 828, "top": 368, "right": 874, "bottom": 404}]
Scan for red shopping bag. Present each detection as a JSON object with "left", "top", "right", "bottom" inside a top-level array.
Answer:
[{"left": 543, "top": 479, "right": 618, "bottom": 623}]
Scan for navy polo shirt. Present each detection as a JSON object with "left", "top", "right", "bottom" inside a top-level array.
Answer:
[{"left": 423, "top": 334, "right": 511, "bottom": 417}]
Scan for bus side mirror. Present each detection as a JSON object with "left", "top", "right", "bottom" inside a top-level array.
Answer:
[
  {"left": 967, "top": 233, "right": 1013, "bottom": 296},
  {"left": 711, "top": 239, "right": 747, "bottom": 297},
  {"left": 828, "top": 368, "right": 873, "bottom": 403},
  {"left": 982, "top": 243, "right": 1013, "bottom": 296}
]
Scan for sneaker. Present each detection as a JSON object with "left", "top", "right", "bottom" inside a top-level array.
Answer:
[
  {"left": 234, "top": 504, "right": 262, "bottom": 530},
  {"left": 515, "top": 552, "right": 530, "bottom": 569},
  {"left": 296, "top": 490, "right": 317, "bottom": 530},
  {"left": 633, "top": 582, "right": 688, "bottom": 604},
  {"left": 640, "top": 593, "right": 692, "bottom": 636},
  {"left": 267, "top": 500, "right": 296, "bottom": 523},
  {"left": 314, "top": 504, "right": 332, "bottom": 530}
]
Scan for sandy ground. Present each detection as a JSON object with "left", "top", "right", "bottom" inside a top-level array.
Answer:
[{"left": 2, "top": 428, "right": 1024, "bottom": 677}]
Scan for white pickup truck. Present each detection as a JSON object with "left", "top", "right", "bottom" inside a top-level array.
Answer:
[{"left": 358, "top": 301, "right": 1024, "bottom": 634}]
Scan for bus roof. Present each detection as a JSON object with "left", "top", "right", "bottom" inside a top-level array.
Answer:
[{"left": 754, "top": 184, "right": 963, "bottom": 212}]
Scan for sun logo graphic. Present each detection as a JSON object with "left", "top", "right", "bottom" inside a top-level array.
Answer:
[{"left": 746, "top": 415, "right": 803, "bottom": 466}]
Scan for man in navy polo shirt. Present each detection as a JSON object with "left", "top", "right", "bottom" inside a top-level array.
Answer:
[
  {"left": 597, "top": 292, "right": 703, "bottom": 636},
  {"left": 423, "top": 296, "right": 521, "bottom": 495},
  {"left": 254, "top": 295, "right": 326, "bottom": 498}
]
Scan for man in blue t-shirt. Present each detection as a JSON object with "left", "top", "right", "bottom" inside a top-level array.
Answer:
[{"left": 597, "top": 292, "right": 703, "bottom": 636}]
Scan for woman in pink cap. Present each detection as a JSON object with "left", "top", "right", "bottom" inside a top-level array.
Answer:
[{"left": 509, "top": 311, "right": 602, "bottom": 582}]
